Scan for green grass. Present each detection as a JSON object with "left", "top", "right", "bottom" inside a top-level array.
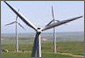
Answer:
[
  {"left": 1, "top": 53, "right": 31, "bottom": 57},
  {"left": 56, "top": 41, "right": 84, "bottom": 55},
  {"left": 1, "top": 40, "right": 84, "bottom": 57},
  {"left": 1, "top": 52, "right": 73, "bottom": 57}
]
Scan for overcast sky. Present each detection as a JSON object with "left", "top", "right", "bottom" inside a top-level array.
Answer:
[{"left": 1, "top": 1, "right": 84, "bottom": 34}]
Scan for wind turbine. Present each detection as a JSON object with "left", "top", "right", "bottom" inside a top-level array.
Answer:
[
  {"left": 5, "top": 9, "right": 25, "bottom": 53},
  {"left": 4, "top": 1, "right": 83, "bottom": 57},
  {"left": 45, "top": 6, "right": 60, "bottom": 54}
]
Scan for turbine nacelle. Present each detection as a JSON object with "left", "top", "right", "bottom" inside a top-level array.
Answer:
[{"left": 37, "top": 28, "right": 42, "bottom": 33}]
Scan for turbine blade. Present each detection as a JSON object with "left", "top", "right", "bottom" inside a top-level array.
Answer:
[
  {"left": 17, "top": 22, "right": 25, "bottom": 29},
  {"left": 55, "top": 20, "right": 60, "bottom": 22},
  {"left": 52, "top": 6, "right": 60, "bottom": 22},
  {"left": 52, "top": 6, "right": 54, "bottom": 19},
  {"left": 5, "top": 21, "right": 16, "bottom": 26},
  {"left": 16, "top": 15, "right": 18, "bottom": 21},
  {"left": 46, "top": 19, "right": 60, "bottom": 27},
  {"left": 18, "top": 9, "right": 20, "bottom": 12},
  {"left": 45, "top": 20, "right": 54, "bottom": 26},
  {"left": 16, "top": 9, "right": 20, "bottom": 20},
  {"left": 42, "top": 16, "right": 83, "bottom": 31},
  {"left": 4, "top": 1, "right": 37, "bottom": 31}
]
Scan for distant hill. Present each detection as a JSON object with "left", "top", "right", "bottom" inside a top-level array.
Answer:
[
  {"left": 1, "top": 32, "right": 84, "bottom": 41},
  {"left": 41, "top": 32, "right": 84, "bottom": 41}
]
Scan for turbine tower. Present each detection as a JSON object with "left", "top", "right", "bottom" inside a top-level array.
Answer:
[
  {"left": 51, "top": 6, "right": 57, "bottom": 54},
  {"left": 4, "top": 1, "right": 83, "bottom": 57},
  {"left": 5, "top": 9, "right": 25, "bottom": 52}
]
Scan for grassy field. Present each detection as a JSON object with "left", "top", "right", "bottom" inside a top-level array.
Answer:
[{"left": 1, "top": 40, "right": 84, "bottom": 57}]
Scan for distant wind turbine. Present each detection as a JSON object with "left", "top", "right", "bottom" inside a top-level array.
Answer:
[
  {"left": 45, "top": 6, "right": 60, "bottom": 54},
  {"left": 4, "top": 1, "right": 83, "bottom": 57},
  {"left": 5, "top": 9, "right": 25, "bottom": 52}
]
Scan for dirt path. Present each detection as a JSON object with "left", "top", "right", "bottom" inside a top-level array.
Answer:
[
  {"left": 57, "top": 52, "right": 84, "bottom": 57},
  {"left": 42, "top": 52, "right": 84, "bottom": 57},
  {"left": 6, "top": 51, "right": 84, "bottom": 57}
]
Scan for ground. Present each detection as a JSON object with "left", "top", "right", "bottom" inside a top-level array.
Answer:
[{"left": 1, "top": 40, "right": 84, "bottom": 57}]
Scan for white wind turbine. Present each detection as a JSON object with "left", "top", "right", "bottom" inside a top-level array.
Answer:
[
  {"left": 4, "top": 1, "right": 83, "bottom": 57},
  {"left": 45, "top": 6, "right": 60, "bottom": 54},
  {"left": 5, "top": 9, "right": 25, "bottom": 53}
]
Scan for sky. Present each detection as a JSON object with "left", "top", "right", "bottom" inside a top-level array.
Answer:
[{"left": 1, "top": 1, "right": 84, "bottom": 34}]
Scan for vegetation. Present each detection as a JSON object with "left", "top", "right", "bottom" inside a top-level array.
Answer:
[{"left": 1, "top": 40, "right": 84, "bottom": 57}]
